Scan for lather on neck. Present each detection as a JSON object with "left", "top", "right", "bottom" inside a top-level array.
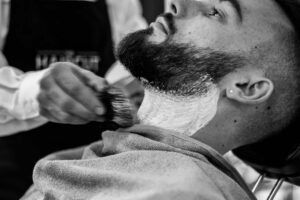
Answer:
[{"left": 137, "top": 86, "right": 220, "bottom": 136}]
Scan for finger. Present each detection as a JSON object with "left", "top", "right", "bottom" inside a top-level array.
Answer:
[
  {"left": 38, "top": 92, "right": 66, "bottom": 122},
  {"left": 74, "top": 68, "right": 108, "bottom": 92},
  {"left": 38, "top": 93, "right": 89, "bottom": 124},
  {"left": 40, "top": 106, "right": 88, "bottom": 124},
  {"left": 52, "top": 67, "right": 106, "bottom": 115},
  {"left": 40, "top": 72, "right": 55, "bottom": 91},
  {"left": 39, "top": 108, "right": 59, "bottom": 122},
  {"left": 44, "top": 83, "right": 103, "bottom": 121},
  {"left": 39, "top": 77, "right": 106, "bottom": 122}
]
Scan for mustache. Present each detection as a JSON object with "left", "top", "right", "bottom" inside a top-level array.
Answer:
[{"left": 158, "top": 12, "right": 177, "bottom": 35}]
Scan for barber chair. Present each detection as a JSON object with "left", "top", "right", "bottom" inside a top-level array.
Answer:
[{"left": 233, "top": 130, "right": 300, "bottom": 200}]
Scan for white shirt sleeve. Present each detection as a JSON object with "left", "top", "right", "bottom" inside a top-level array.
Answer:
[
  {"left": 105, "top": 0, "right": 147, "bottom": 84},
  {"left": 0, "top": 65, "right": 48, "bottom": 136},
  {"left": 106, "top": 0, "right": 147, "bottom": 46}
]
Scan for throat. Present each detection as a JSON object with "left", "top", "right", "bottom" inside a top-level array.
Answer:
[{"left": 137, "top": 87, "right": 220, "bottom": 136}]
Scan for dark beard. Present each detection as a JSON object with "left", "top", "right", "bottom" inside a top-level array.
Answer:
[{"left": 116, "top": 24, "right": 245, "bottom": 96}]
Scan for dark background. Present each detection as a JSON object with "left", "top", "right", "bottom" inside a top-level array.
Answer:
[{"left": 140, "top": 0, "right": 164, "bottom": 24}]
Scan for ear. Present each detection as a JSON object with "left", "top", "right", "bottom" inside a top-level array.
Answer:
[{"left": 226, "top": 72, "right": 274, "bottom": 105}]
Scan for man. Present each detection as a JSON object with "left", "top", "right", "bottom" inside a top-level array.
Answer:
[
  {"left": 0, "top": 0, "right": 147, "bottom": 199},
  {"left": 21, "top": 0, "right": 300, "bottom": 199}
]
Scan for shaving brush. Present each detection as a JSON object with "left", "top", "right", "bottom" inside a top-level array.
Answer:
[{"left": 96, "top": 86, "right": 136, "bottom": 128}]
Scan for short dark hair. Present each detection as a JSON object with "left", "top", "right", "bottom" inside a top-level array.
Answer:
[{"left": 233, "top": 0, "right": 300, "bottom": 169}]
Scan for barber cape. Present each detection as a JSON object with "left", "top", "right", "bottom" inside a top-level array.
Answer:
[{"left": 21, "top": 125, "right": 256, "bottom": 200}]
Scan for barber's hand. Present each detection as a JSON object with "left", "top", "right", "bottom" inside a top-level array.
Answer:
[{"left": 38, "top": 62, "right": 107, "bottom": 124}]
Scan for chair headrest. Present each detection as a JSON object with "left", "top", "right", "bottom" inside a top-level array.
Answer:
[
  {"left": 233, "top": 0, "right": 300, "bottom": 185},
  {"left": 233, "top": 138, "right": 300, "bottom": 186}
]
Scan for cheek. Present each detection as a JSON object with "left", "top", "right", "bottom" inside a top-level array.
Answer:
[{"left": 172, "top": 20, "right": 224, "bottom": 48}]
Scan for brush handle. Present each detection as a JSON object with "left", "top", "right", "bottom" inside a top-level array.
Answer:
[{"left": 97, "top": 86, "right": 135, "bottom": 128}]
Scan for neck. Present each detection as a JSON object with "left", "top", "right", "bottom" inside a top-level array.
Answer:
[{"left": 137, "top": 87, "right": 220, "bottom": 136}]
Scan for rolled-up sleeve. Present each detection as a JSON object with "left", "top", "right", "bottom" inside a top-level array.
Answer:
[{"left": 0, "top": 66, "right": 48, "bottom": 136}]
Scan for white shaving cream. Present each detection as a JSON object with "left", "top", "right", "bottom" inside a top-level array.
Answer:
[{"left": 137, "top": 85, "right": 220, "bottom": 136}]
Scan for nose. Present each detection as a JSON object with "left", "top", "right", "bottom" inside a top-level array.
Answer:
[
  {"left": 168, "top": 0, "right": 187, "bottom": 17},
  {"left": 168, "top": 0, "right": 207, "bottom": 18}
]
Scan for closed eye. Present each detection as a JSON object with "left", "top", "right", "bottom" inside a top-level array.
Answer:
[
  {"left": 207, "top": 7, "right": 227, "bottom": 23},
  {"left": 207, "top": 8, "right": 220, "bottom": 17}
]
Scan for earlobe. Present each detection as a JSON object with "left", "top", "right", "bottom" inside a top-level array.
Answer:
[{"left": 227, "top": 78, "right": 274, "bottom": 104}]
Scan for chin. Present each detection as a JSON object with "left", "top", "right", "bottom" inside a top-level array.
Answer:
[
  {"left": 116, "top": 27, "right": 155, "bottom": 80},
  {"left": 117, "top": 28, "right": 207, "bottom": 96}
]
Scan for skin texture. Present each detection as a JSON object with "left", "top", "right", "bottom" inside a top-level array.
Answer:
[
  {"left": 38, "top": 62, "right": 107, "bottom": 124},
  {"left": 117, "top": 0, "right": 299, "bottom": 154}
]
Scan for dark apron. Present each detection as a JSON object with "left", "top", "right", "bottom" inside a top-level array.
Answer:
[{"left": 1, "top": 0, "right": 115, "bottom": 199}]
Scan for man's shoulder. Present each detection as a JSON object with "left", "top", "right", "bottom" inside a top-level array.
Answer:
[{"left": 28, "top": 132, "right": 254, "bottom": 200}]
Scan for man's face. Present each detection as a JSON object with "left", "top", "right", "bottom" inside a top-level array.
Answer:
[
  {"left": 149, "top": 0, "right": 291, "bottom": 52},
  {"left": 117, "top": 0, "right": 291, "bottom": 96}
]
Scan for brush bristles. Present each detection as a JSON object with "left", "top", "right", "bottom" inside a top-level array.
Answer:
[{"left": 97, "top": 86, "right": 135, "bottom": 128}]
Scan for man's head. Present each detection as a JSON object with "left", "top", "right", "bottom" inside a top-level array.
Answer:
[{"left": 117, "top": 0, "right": 300, "bottom": 154}]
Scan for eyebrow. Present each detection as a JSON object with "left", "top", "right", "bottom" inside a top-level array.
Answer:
[{"left": 220, "top": 0, "right": 243, "bottom": 21}]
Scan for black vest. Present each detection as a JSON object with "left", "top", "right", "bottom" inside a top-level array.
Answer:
[
  {"left": 1, "top": 1, "right": 115, "bottom": 197},
  {"left": 3, "top": 0, "right": 115, "bottom": 74}
]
